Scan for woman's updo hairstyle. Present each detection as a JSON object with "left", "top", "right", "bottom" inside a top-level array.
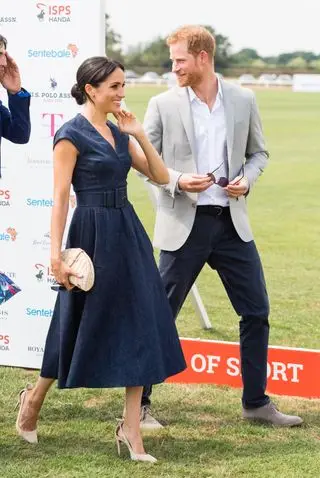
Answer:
[{"left": 71, "top": 56, "right": 124, "bottom": 105}]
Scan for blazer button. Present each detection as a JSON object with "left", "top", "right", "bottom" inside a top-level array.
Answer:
[{"left": 192, "top": 202, "right": 196, "bottom": 208}]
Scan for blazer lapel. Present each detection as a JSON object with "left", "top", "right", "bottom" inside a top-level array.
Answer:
[
  {"left": 176, "top": 87, "right": 197, "bottom": 160},
  {"left": 221, "top": 81, "right": 235, "bottom": 168}
]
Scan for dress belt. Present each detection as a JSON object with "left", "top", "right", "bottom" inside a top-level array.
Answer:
[{"left": 76, "top": 186, "right": 128, "bottom": 208}]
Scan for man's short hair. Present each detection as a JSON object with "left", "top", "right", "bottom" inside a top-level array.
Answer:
[
  {"left": 0, "top": 34, "right": 8, "bottom": 49},
  {"left": 167, "top": 25, "right": 215, "bottom": 60}
]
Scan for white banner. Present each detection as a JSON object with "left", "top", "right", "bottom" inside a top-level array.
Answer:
[
  {"left": 292, "top": 74, "right": 320, "bottom": 92},
  {"left": 0, "top": 0, "right": 105, "bottom": 368}
]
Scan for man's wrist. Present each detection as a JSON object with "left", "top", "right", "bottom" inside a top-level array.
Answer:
[
  {"left": 8, "top": 88, "right": 30, "bottom": 98},
  {"left": 7, "top": 87, "right": 21, "bottom": 94},
  {"left": 176, "top": 174, "right": 184, "bottom": 193}
]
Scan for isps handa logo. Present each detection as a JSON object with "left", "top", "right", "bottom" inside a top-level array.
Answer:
[
  {"left": 34, "top": 264, "right": 57, "bottom": 285},
  {"left": 0, "top": 228, "right": 18, "bottom": 242},
  {"left": 36, "top": 2, "right": 72, "bottom": 22},
  {"left": 0, "top": 189, "right": 11, "bottom": 207},
  {"left": 0, "top": 334, "right": 10, "bottom": 352},
  {"left": 0, "top": 272, "right": 21, "bottom": 305}
]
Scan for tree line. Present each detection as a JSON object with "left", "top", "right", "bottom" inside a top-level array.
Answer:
[{"left": 105, "top": 15, "right": 320, "bottom": 75}]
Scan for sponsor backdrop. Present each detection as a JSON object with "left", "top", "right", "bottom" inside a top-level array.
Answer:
[{"left": 0, "top": 0, "right": 105, "bottom": 368}]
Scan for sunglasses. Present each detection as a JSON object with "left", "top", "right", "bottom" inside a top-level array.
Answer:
[{"left": 207, "top": 162, "right": 244, "bottom": 187}]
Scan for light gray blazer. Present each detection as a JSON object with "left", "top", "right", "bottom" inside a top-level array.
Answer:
[{"left": 143, "top": 80, "right": 269, "bottom": 251}]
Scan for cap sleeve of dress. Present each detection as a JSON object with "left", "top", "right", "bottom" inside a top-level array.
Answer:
[{"left": 53, "top": 123, "right": 83, "bottom": 155}]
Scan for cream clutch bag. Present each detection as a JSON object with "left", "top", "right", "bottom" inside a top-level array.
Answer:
[{"left": 61, "top": 248, "right": 95, "bottom": 292}]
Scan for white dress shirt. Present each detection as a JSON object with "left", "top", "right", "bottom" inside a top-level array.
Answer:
[{"left": 188, "top": 79, "right": 229, "bottom": 206}]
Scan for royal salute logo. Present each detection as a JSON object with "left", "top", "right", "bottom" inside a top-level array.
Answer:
[
  {"left": 36, "top": 3, "right": 72, "bottom": 23},
  {"left": 0, "top": 272, "right": 21, "bottom": 305}
]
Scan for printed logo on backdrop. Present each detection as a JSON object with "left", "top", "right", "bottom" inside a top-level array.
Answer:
[
  {"left": 26, "top": 307, "right": 53, "bottom": 318},
  {"left": 27, "top": 198, "right": 53, "bottom": 207},
  {"left": 0, "top": 309, "right": 9, "bottom": 320},
  {"left": 28, "top": 44, "right": 79, "bottom": 59},
  {"left": 36, "top": 3, "right": 72, "bottom": 23},
  {"left": 32, "top": 231, "right": 51, "bottom": 251},
  {"left": 26, "top": 154, "right": 52, "bottom": 169},
  {"left": 0, "top": 17, "right": 17, "bottom": 25},
  {"left": 0, "top": 227, "right": 18, "bottom": 242},
  {"left": 0, "top": 272, "right": 21, "bottom": 306},
  {"left": 0, "top": 334, "right": 10, "bottom": 352},
  {"left": 34, "top": 263, "right": 57, "bottom": 285},
  {"left": 27, "top": 344, "right": 44, "bottom": 356},
  {"left": 25, "top": 194, "right": 76, "bottom": 210},
  {"left": 41, "top": 113, "right": 64, "bottom": 137},
  {"left": 0, "top": 189, "right": 11, "bottom": 207},
  {"left": 31, "top": 232, "right": 66, "bottom": 251},
  {"left": 30, "top": 78, "right": 71, "bottom": 103}
]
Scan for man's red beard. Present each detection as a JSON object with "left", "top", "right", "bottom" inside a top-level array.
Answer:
[{"left": 176, "top": 71, "right": 202, "bottom": 87}]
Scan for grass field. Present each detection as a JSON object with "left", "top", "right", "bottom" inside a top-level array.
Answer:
[{"left": 1, "top": 87, "right": 320, "bottom": 477}]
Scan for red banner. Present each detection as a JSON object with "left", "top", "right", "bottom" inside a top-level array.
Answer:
[{"left": 167, "top": 339, "right": 320, "bottom": 398}]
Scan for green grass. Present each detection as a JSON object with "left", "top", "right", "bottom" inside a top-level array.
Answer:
[{"left": 1, "top": 87, "right": 320, "bottom": 477}]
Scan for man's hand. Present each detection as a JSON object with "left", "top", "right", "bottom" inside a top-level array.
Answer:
[
  {"left": 178, "top": 173, "right": 213, "bottom": 192},
  {"left": 225, "top": 175, "right": 249, "bottom": 198},
  {"left": 0, "top": 52, "right": 21, "bottom": 94}
]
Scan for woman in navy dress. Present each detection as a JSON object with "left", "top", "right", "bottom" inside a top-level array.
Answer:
[{"left": 15, "top": 57, "right": 186, "bottom": 462}]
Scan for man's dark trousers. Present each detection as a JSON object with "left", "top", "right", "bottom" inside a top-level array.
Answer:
[{"left": 142, "top": 206, "right": 270, "bottom": 410}]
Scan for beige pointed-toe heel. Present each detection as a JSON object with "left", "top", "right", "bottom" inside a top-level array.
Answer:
[
  {"left": 15, "top": 385, "right": 38, "bottom": 444},
  {"left": 115, "top": 421, "right": 157, "bottom": 463}
]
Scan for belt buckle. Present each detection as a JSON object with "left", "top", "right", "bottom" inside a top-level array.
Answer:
[
  {"left": 115, "top": 187, "right": 127, "bottom": 208},
  {"left": 215, "top": 206, "right": 223, "bottom": 216}
]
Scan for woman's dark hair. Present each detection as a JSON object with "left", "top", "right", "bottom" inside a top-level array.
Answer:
[
  {"left": 0, "top": 35, "right": 8, "bottom": 49},
  {"left": 71, "top": 56, "right": 124, "bottom": 105}
]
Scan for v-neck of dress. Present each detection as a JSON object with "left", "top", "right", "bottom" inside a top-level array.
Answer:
[{"left": 78, "top": 114, "right": 118, "bottom": 155}]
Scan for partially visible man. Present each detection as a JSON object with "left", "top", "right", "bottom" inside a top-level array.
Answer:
[
  {"left": 141, "top": 25, "right": 303, "bottom": 428},
  {"left": 0, "top": 34, "right": 31, "bottom": 176}
]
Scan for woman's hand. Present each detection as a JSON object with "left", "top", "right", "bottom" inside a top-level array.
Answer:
[
  {"left": 114, "top": 110, "right": 144, "bottom": 138},
  {"left": 51, "top": 258, "right": 80, "bottom": 291}
]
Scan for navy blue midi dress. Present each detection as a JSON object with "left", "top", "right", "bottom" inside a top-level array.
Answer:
[{"left": 40, "top": 114, "right": 186, "bottom": 388}]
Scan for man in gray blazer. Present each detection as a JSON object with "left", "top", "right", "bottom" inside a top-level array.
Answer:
[{"left": 140, "top": 25, "right": 302, "bottom": 428}]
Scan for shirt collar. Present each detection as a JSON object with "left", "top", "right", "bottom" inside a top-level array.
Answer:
[{"left": 188, "top": 75, "right": 223, "bottom": 103}]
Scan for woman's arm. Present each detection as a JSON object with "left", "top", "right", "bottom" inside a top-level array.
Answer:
[
  {"left": 116, "top": 111, "right": 169, "bottom": 185},
  {"left": 50, "top": 139, "right": 78, "bottom": 289},
  {"left": 128, "top": 134, "right": 169, "bottom": 184}
]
